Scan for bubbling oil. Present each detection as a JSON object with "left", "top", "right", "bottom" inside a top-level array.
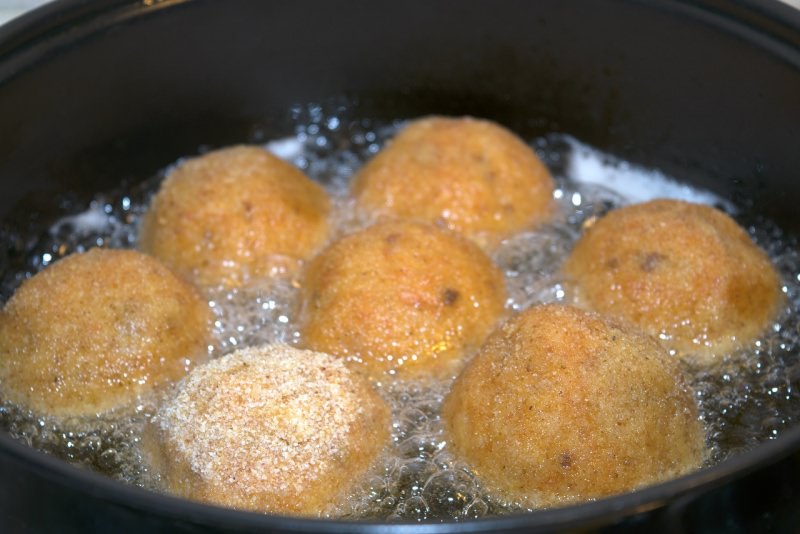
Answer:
[{"left": 0, "top": 104, "right": 799, "bottom": 520}]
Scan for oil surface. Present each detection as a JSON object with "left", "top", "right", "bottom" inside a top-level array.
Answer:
[{"left": 0, "top": 105, "right": 798, "bottom": 520}]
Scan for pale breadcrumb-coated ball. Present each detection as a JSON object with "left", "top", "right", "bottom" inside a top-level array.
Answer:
[
  {"left": 562, "top": 199, "right": 782, "bottom": 363},
  {"left": 352, "top": 116, "right": 555, "bottom": 248},
  {"left": 0, "top": 248, "right": 211, "bottom": 418},
  {"left": 139, "top": 145, "right": 331, "bottom": 288},
  {"left": 299, "top": 221, "right": 507, "bottom": 379},
  {"left": 147, "top": 344, "right": 390, "bottom": 516},
  {"left": 442, "top": 304, "right": 706, "bottom": 508}
]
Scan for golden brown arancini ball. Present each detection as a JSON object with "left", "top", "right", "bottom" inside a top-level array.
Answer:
[
  {"left": 146, "top": 344, "right": 390, "bottom": 516},
  {"left": 351, "top": 116, "right": 555, "bottom": 248},
  {"left": 562, "top": 199, "right": 782, "bottom": 363},
  {"left": 442, "top": 304, "right": 705, "bottom": 508},
  {"left": 299, "top": 220, "right": 507, "bottom": 380},
  {"left": 139, "top": 145, "right": 331, "bottom": 288},
  {"left": 0, "top": 248, "right": 211, "bottom": 418}
]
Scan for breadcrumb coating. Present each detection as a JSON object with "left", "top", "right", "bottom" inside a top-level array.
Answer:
[
  {"left": 562, "top": 199, "right": 782, "bottom": 363},
  {"left": 352, "top": 116, "right": 555, "bottom": 248},
  {"left": 299, "top": 221, "right": 507, "bottom": 379},
  {"left": 149, "top": 344, "right": 390, "bottom": 515},
  {"left": 0, "top": 248, "right": 211, "bottom": 418},
  {"left": 443, "top": 304, "right": 706, "bottom": 508},
  {"left": 140, "top": 145, "right": 330, "bottom": 288}
]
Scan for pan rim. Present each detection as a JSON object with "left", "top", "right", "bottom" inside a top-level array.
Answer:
[{"left": 0, "top": 0, "right": 799, "bottom": 531}]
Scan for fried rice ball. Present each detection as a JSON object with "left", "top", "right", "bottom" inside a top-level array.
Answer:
[
  {"left": 145, "top": 344, "right": 390, "bottom": 516},
  {"left": 139, "top": 145, "right": 331, "bottom": 288},
  {"left": 299, "top": 220, "right": 507, "bottom": 379},
  {"left": 0, "top": 248, "right": 211, "bottom": 418},
  {"left": 351, "top": 116, "right": 555, "bottom": 248},
  {"left": 562, "top": 199, "right": 782, "bottom": 363},
  {"left": 442, "top": 304, "right": 706, "bottom": 508}
]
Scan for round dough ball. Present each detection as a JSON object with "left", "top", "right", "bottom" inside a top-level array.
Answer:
[
  {"left": 0, "top": 248, "right": 211, "bottom": 418},
  {"left": 442, "top": 304, "right": 705, "bottom": 508},
  {"left": 352, "top": 116, "right": 555, "bottom": 248},
  {"left": 146, "top": 344, "right": 390, "bottom": 516},
  {"left": 299, "top": 221, "right": 507, "bottom": 380},
  {"left": 139, "top": 145, "right": 331, "bottom": 288},
  {"left": 562, "top": 199, "right": 782, "bottom": 363}
]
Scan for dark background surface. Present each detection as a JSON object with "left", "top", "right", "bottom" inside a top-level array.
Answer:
[{"left": 0, "top": 0, "right": 799, "bottom": 231}]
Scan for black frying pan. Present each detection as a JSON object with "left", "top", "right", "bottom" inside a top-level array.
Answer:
[{"left": 1, "top": 0, "right": 799, "bottom": 532}]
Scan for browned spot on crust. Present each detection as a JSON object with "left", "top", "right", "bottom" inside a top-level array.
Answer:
[
  {"left": 640, "top": 252, "right": 667, "bottom": 272},
  {"left": 560, "top": 452, "right": 573, "bottom": 469},
  {"left": 442, "top": 288, "right": 460, "bottom": 306}
]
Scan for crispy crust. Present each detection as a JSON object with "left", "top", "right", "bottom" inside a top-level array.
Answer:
[
  {"left": 352, "top": 116, "right": 555, "bottom": 248},
  {"left": 140, "top": 145, "right": 330, "bottom": 288},
  {"left": 0, "top": 249, "right": 211, "bottom": 417},
  {"left": 443, "top": 304, "right": 706, "bottom": 508},
  {"left": 562, "top": 199, "right": 782, "bottom": 363},
  {"left": 299, "top": 220, "right": 507, "bottom": 379}
]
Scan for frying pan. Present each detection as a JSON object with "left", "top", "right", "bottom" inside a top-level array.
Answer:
[{"left": 0, "top": 0, "right": 799, "bottom": 531}]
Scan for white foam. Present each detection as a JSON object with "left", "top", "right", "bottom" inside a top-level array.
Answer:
[
  {"left": 50, "top": 202, "right": 112, "bottom": 236},
  {"left": 265, "top": 137, "right": 304, "bottom": 161},
  {"left": 564, "top": 136, "right": 733, "bottom": 210}
]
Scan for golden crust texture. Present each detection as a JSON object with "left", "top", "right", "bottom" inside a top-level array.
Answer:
[
  {"left": 139, "top": 145, "right": 330, "bottom": 288},
  {"left": 352, "top": 116, "right": 555, "bottom": 248},
  {"left": 562, "top": 199, "right": 782, "bottom": 363},
  {"left": 0, "top": 248, "right": 211, "bottom": 418},
  {"left": 442, "top": 304, "right": 706, "bottom": 508},
  {"left": 299, "top": 220, "right": 507, "bottom": 379},
  {"left": 146, "top": 345, "right": 390, "bottom": 516}
]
